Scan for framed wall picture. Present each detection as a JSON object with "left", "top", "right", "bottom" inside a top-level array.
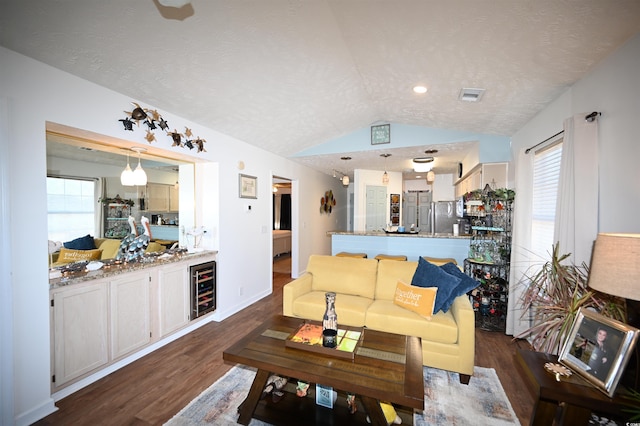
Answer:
[
  {"left": 371, "top": 124, "right": 390, "bottom": 145},
  {"left": 559, "top": 307, "right": 639, "bottom": 397},
  {"left": 239, "top": 174, "right": 257, "bottom": 199},
  {"left": 390, "top": 194, "right": 400, "bottom": 226}
]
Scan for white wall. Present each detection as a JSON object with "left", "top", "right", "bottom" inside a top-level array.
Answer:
[
  {"left": 511, "top": 33, "right": 640, "bottom": 235},
  {"left": 0, "top": 46, "right": 346, "bottom": 425}
]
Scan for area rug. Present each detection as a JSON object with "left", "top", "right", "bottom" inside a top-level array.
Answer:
[{"left": 165, "top": 364, "right": 519, "bottom": 425}]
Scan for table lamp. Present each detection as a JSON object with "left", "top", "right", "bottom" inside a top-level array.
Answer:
[{"left": 587, "top": 233, "right": 640, "bottom": 390}]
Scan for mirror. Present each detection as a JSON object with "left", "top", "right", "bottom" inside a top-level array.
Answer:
[{"left": 46, "top": 123, "right": 197, "bottom": 252}]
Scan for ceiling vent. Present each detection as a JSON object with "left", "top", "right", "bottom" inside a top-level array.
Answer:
[{"left": 459, "top": 88, "right": 485, "bottom": 102}]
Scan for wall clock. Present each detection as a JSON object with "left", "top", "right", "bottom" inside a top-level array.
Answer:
[{"left": 371, "top": 124, "right": 390, "bottom": 145}]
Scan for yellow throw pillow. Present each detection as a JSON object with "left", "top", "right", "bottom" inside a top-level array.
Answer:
[
  {"left": 393, "top": 280, "right": 437, "bottom": 319},
  {"left": 56, "top": 248, "right": 103, "bottom": 264}
]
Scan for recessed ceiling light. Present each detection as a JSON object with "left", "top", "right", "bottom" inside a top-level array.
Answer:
[
  {"left": 413, "top": 85, "right": 428, "bottom": 94},
  {"left": 459, "top": 88, "right": 485, "bottom": 102}
]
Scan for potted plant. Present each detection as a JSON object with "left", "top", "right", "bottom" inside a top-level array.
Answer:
[{"left": 516, "top": 242, "right": 626, "bottom": 354}]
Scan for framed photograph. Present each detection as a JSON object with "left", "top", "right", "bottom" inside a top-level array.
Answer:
[
  {"left": 559, "top": 307, "right": 638, "bottom": 397},
  {"left": 239, "top": 174, "right": 257, "bottom": 199},
  {"left": 371, "top": 124, "right": 390, "bottom": 145},
  {"left": 315, "top": 384, "right": 335, "bottom": 409}
]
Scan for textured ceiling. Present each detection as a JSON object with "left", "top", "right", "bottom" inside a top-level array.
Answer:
[{"left": 3, "top": 0, "right": 640, "bottom": 178}]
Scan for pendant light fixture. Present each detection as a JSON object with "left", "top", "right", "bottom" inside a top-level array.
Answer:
[
  {"left": 380, "top": 153, "right": 391, "bottom": 185},
  {"left": 413, "top": 157, "right": 434, "bottom": 173},
  {"left": 120, "top": 151, "right": 135, "bottom": 186},
  {"left": 340, "top": 156, "right": 351, "bottom": 186},
  {"left": 130, "top": 147, "right": 148, "bottom": 186}
]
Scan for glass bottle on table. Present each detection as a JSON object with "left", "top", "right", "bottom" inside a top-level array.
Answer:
[{"left": 322, "top": 292, "right": 338, "bottom": 348}]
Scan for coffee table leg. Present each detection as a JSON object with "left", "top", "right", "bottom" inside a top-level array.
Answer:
[
  {"left": 360, "top": 395, "right": 388, "bottom": 426},
  {"left": 237, "top": 369, "right": 271, "bottom": 425}
]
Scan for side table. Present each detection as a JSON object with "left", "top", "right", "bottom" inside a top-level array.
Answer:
[{"left": 515, "top": 349, "right": 633, "bottom": 425}]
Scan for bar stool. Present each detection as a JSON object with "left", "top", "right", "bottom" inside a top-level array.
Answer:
[
  {"left": 422, "top": 256, "right": 457, "bottom": 266},
  {"left": 375, "top": 254, "right": 407, "bottom": 261},
  {"left": 335, "top": 252, "right": 368, "bottom": 258}
]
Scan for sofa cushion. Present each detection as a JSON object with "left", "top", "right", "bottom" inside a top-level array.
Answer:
[
  {"left": 290, "top": 291, "right": 371, "bottom": 327},
  {"left": 64, "top": 234, "right": 96, "bottom": 250},
  {"left": 92, "top": 238, "right": 164, "bottom": 259},
  {"left": 56, "top": 248, "right": 103, "bottom": 264},
  {"left": 439, "top": 262, "right": 480, "bottom": 307},
  {"left": 307, "top": 255, "right": 378, "bottom": 299},
  {"left": 393, "top": 280, "right": 437, "bottom": 319},
  {"left": 375, "top": 260, "right": 419, "bottom": 300},
  {"left": 96, "top": 238, "right": 123, "bottom": 259},
  {"left": 411, "top": 257, "right": 461, "bottom": 313},
  {"left": 365, "top": 299, "right": 459, "bottom": 344}
]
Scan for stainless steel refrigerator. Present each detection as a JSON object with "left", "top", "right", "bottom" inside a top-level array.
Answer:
[{"left": 429, "top": 201, "right": 458, "bottom": 234}]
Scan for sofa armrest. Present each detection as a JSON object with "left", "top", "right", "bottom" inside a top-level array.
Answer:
[
  {"left": 282, "top": 272, "right": 313, "bottom": 317},
  {"left": 449, "top": 294, "right": 475, "bottom": 373}
]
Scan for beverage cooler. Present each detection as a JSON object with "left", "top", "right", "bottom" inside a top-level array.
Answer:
[{"left": 190, "top": 261, "right": 216, "bottom": 319}]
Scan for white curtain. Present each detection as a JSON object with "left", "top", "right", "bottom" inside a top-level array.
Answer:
[
  {"left": 506, "top": 148, "right": 536, "bottom": 336},
  {"left": 506, "top": 113, "right": 599, "bottom": 336},
  {"left": 554, "top": 114, "right": 599, "bottom": 266},
  {"left": 96, "top": 178, "right": 106, "bottom": 237}
]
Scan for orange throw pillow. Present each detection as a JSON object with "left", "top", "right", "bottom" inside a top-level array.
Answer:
[{"left": 393, "top": 280, "right": 437, "bottom": 319}]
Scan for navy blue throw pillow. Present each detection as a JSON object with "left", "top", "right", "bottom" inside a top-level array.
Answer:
[
  {"left": 411, "top": 257, "right": 461, "bottom": 314},
  {"left": 440, "top": 262, "right": 481, "bottom": 310},
  {"left": 64, "top": 234, "right": 96, "bottom": 250}
]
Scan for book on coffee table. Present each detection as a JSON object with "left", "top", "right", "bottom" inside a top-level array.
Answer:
[{"left": 285, "top": 322, "right": 362, "bottom": 360}]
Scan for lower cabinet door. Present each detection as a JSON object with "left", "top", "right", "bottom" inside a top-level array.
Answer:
[
  {"left": 52, "top": 282, "right": 109, "bottom": 388},
  {"left": 158, "top": 265, "right": 189, "bottom": 337},
  {"left": 110, "top": 272, "right": 151, "bottom": 359}
]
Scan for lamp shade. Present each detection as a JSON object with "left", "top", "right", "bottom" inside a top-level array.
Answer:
[
  {"left": 342, "top": 175, "right": 349, "bottom": 186},
  {"left": 120, "top": 163, "right": 135, "bottom": 186},
  {"left": 587, "top": 233, "right": 640, "bottom": 301},
  {"left": 133, "top": 160, "right": 148, "bottom": 186}
]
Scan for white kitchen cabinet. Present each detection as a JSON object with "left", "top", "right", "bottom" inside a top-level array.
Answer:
[
  {"left": 110, "top": 272, "right": 151, "bottom": 359},
  {"left": 169, "top": 184, "right": 179, "bottom": 212},
  {"left": 51, "top": 281, "right": 109, "bottom": 388},
  {"left": 157, "top": 264, "right": 189, "bottom": 337},
  {"left": 50, "top": 255, "right": 215, "bottom": 392},
  {"left": 146, "top": 182, "right": 179, "bottom": 212},
  {"left": 455, "top": 162, "right": 508, "bottom": 196},
  {"left": 146, "top": 183, "right": 170, "bottom": 211}
]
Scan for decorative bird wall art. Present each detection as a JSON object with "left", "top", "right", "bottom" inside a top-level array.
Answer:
[{"left": 119, "top": 101, "right": 207, "bottom": 153}]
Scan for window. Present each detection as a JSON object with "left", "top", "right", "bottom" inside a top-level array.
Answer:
[
  {"left": 47, "top": 177, "right": 96, "bottom": 242},
  {"left": 531, "top": 141, "right": 563, "bottom": 259}
]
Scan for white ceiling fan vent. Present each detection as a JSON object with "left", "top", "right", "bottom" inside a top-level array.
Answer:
[{"left": 459, "top": 88, "right": 485, "bottom": 102}]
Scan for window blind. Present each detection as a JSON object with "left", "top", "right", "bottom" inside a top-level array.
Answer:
[
  {"left": 47, "top": 176, "right": 96, "bottom": 242},
  {"left": 531, "top": 141, "right": 562, "bottom": 259}
]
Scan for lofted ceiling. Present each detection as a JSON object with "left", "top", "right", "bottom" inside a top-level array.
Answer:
[{"left": 3, "top": 0, "right": 640, "bottom": 179}]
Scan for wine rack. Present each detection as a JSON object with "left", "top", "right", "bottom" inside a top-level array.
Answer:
[{"left": 190, "top": 261, "right": 216, "bottom": 319}]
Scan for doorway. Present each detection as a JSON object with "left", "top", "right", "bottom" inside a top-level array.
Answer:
[{"left": 272, "top": 176, "right": 292, "bottom": 283}]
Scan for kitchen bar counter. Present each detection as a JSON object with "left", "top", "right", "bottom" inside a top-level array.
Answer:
[
  {"left": 328, "top": 231, "right": 470, "bottom": 265},
  {"left": 328, "top": 230, "right": 470, "bottom": 239},
  {"left": 49, "top": 249, "right": 217, "bottom": 289}
]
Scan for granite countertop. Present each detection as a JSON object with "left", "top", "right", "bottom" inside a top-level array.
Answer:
[
  {"left": 327, "top": 231, "right": 471, "bottom": 239},
  {"left": 49, "top": 249, "right": 217, "bottom": 290}
]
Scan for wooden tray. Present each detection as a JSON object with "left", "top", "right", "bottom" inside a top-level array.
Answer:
[{"left": 284, "top": 321, "right": 363, "bottom": 360}]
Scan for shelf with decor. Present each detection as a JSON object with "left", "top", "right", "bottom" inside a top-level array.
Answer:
[
  {"left": 102, "top": 200, "right": 134, "bottom": 239},
  {"left": 463, "top": 189, "right": 513, "bottom": 332}
]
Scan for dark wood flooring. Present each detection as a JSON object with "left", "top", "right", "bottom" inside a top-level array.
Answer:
[{"left": 35, "top": 256, "right": 535, "bottom": 425}]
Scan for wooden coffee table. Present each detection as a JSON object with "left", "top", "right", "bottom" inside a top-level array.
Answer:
[{"left": 223, "top": 315, "right": 424, "bottom": 426}]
